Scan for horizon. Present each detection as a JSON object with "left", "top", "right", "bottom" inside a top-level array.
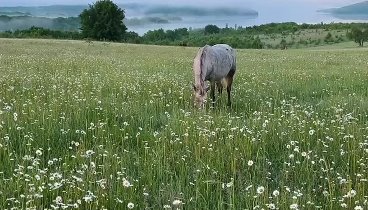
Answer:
[
  {"left": 1, "top": 0, "right": 367, "bottom": 35},
  {"left": 1, "top": 0, "right": 365, "bottom": 8}
]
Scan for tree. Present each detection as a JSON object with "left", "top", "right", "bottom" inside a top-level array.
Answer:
[
  {"left": 204, "top": 24, "right": 220, "bottom": 35},
  {"left": 347, "top": 27, "right": 368, "bottom": 47},
  {"left": 324, "top": 32, "right": 333, "bottom": 43},
  {"left": 280, "top": 39, "right": 287, "bottom": 49},
  {"left": 79, "top": 0, "right": 127, "bottom": 41}
]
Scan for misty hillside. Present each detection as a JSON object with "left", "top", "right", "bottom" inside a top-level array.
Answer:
[
  {"left": 0, "top": 5, "right": 87, "bottom": 17},
  {"left": 321, "top": 1, "right": 368, "bottom": 15},
  {"left": 0, "top": 4, "right": 258, "bottom": 18},
  {"left": 144, "top": 6, "right": 258, "bottom": 17},
  {"left": 0, "top": 4, "right": 258, "bottom": 32}
]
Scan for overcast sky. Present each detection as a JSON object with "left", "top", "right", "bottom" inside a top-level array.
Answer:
[{"left": 1, "top": 0, "right": 363, "bottom": 8}]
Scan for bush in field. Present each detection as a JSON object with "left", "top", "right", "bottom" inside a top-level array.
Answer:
[
  {"left": 79, "top": 0, "right": 127, "bottom": 41},
  {"left": 280, "top": 39, "right": 287, "bottom": 49},
  {"left": 324, "top": 32, "right": 334, "bottom": 43},
  {"left": 347, "top": 27, "right": 368, "bottom": 47}
]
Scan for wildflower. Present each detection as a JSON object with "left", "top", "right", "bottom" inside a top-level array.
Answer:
[
  {"left": 248, "top": 160, "right": 254, "bottom": 166},
  {"left": 266, "top": 203, "right": 276, "bottom": 209},
  {"left": 290, "top": 203, "right": 298, "bottom": 209},
  {"left": 272, "top": 190, "right": 280, "bottom": 197},
  {"left": 257, "top": 186, "right": 265, "bottom": 194},
  {"left": 172, "top": 199, "right": 182, "bottom": 205},
  {"left": 85, "top": 150, "right": 95, "bottom": 157},
  {"left": 354, "top": 206, "right": 363, "bottom": 210},
  {"left": 347, "top": 189, "right": 357, "bottom": 198},
  {"left": 35, "top": 149, "right": 43, "bottom": 156},
  {"left": 323, "top": 190, "right": 329, "bottom": 197},
  {"left": 226, "top": 180, "right": 233, "bottom": 188},
  {"left": 308, "top": 129, "right": 315, "bottom": 136},
  {"left": 13, "top": 112, "right": 18, "bottom": 121},
  {"left": 123, "top": 178, "right": 132, "bottom": 187},
  {"left": 127, "top": 202, "right": 135, "bottom": 209},
  {"left": 55, "top": 196, "right": 63, "bottom": 204},
  {"left": 83, "top": 194, "right": 93, "bottom": 203}
]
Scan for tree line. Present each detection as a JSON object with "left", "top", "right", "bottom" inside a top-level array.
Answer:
[{"left": 1, "top": 0, "right": 368, "bottom": 48}]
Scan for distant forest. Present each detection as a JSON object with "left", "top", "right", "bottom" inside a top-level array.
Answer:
[{"left": 1, "top": 22, "right": 368, "bottom": 49}]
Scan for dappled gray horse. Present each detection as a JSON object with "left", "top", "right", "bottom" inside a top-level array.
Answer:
[{"left": 193, "top": 44, "right": 236, "bottom": 108}]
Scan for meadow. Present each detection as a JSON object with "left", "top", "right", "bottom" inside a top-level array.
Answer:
[{"left": 0, "top": 38, "right": 367, "bottom": 209}]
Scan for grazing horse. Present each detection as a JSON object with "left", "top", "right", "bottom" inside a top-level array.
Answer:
[{"left": 193, "top": 44, "right": 236, "bottom": 108}]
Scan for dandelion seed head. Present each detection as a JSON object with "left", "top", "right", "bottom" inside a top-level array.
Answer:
[
  {"left": 272, "top": 190, "right": 280, "bottom": 197},
  {"left": 123, "top": 178, "right": 132, "bottom": 187},
  {"left": 35, "top": 149, "right": 43, "bottom": 156},
  {"left": 127, "top": 202, "right": 134, "bottom": 209},
  {"left": 290, "top": 203, "right": 299, "bottom": 209},
  {"left": 55, "top": 196, "right": 62, "bottom": 204},
  {"left": 257, "top": 186, "right": 265, "bottom": 194},
  {"left": 172, "top": 199, "right": 182, "bottom": 205}
]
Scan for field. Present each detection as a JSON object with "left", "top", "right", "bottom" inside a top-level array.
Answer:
[
  {"left": 260, "top": 29, "right": 349, "bottom": 48},
  {"left": 0, "top": 38, "right": 367, "bottom": 209}
]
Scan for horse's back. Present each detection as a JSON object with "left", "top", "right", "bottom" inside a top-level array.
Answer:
[{"left": 204, "top": 44, "right": 236, "bottom": 81}]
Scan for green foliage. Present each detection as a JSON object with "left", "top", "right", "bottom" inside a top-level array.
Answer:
[
  {"left": 124, "top": 31, "right": 142, "bottom": 44},
  {"left": 204, "top": 24, "right": 220, "bottom": 34},
  {"left": 2, "top": 22, "right": 368, "bottom": 49},
  {"left": 347, "top": 27, "right": 368, "bottom": 47},
  {"left": 0, "top": 26, "right": 82, "bottom": 39},
  {"left": 0, "top": 15, "right": 80, "bottom": 31},
  {"left": 280, "top": 39, "right": 287, "bottom": 49},
  {"left": 79, "top": 0, "right": 127, "bottom": 41},
  {"left": 324, "top": 32, "right": 334, "bottom": 43}
]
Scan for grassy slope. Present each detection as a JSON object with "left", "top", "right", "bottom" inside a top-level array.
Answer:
[{"left": 0, "top": 39, "right": 367, "bottom": 209}]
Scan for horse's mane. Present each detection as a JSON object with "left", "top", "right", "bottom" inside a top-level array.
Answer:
[{"left": 195, "top": 45, "right": 210, "bottom": 90}]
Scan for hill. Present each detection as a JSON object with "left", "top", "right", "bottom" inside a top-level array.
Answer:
[
  {"left": 0, "top": 4, "right": 258, "bottom": 32},
  {"left": 320, "top": 1, "right": 368, "bottom": 19}
]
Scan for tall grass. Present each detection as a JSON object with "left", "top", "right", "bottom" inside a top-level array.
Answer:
[{"left": 0, "top": 38, "right": 367, "bottom": 209}]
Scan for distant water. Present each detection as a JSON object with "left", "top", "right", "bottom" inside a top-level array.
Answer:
[{"left": 127, "top": 5, "right": 368, "bottom": 35}]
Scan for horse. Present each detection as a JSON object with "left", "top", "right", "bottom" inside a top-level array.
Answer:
[{"left": 192, "top": 44, "right": 236, "bottom": 109}]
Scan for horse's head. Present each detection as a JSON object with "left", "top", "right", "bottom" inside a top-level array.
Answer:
[{"left": 193, "top": 84, "right": 209, "bottom": 109}]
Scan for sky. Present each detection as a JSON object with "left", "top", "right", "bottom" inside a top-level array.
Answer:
[{"left": 1, "top": 0, "right": 364, "bottom": 8}]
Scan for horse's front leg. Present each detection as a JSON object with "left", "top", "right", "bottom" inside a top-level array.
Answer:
[{"left": 210, "top": 81, "right": 216, "bottom": 106}]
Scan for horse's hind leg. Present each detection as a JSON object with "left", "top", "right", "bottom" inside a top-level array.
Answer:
[
  {"left": 226, "top": 69, "right": 236, "bottom": 107},
  {"left": 216, "top": 81, "right": 223, "bottom": 95}
]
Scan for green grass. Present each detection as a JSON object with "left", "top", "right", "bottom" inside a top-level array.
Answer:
[
  {"left": 0, "top": 38, "right": 367, "bottom": 210},
  {"left": 261, "top": 29, "right": 349, "bottom": 49}
]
